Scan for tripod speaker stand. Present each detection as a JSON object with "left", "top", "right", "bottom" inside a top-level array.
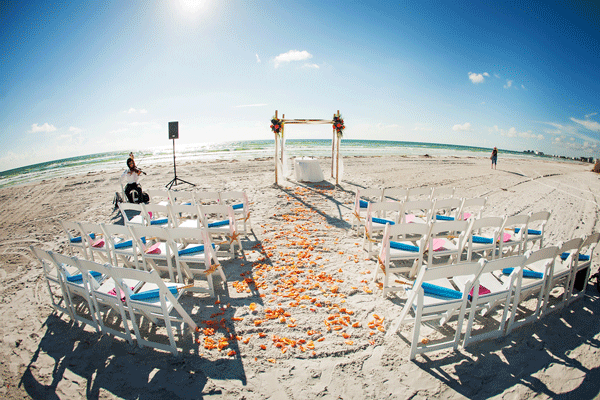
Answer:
[{"left": 166, "top": 121, "right": 195, "bottom": 190}]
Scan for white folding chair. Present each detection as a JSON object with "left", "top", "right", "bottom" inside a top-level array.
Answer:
[
  {"left": 382, "top": 187, "right": 408, "bottom": 202},
  {"left": 521, "top": 211, "right": 551, "bottom": 252},
  {"left": 431, "top": 186, "right": 455, "bottom": 200},
  {"left": 506, "top": 246, "right": 559, "bottom": 333},
  {"left": 498, "top": 214, "right": 530, "bottom": 257},
  {"left": 425, "top": 220, "right": 470, "bottom": 267},
  {"left": 130, "top": 225, "right": 182, "bottom": 283},
  {"left": 100, "top": 223, "right": 141, "bottom": 268},
  {"left": 146, "top": 189, "right": 173, "bottom": 206},
  {"left": 199, "top": 204, "right": 241, "bottom": 256},
  {"left": 363, "top": 201, "right": 403, "bottom": 257},
  {"left": 351, "top": 188, "right": 383, "bottom": 232},
  {"left": 432, "top": 198, "right": 463, "bottom": 221},
  {"left": 406, "top": 186, "right": 433, "bottom": 201},
  {"left": 169, "top": 227, "right": 225, "bottom": 297},
  {"left": 463, "top": 216, "right": 504, "bottom": 261},
  {"left": 458, "top": 197, "right": 487, "bottom": 221},
  {"left": 193, "top": 190, "right": 221, "bottom": 206},
  {"left": 399, "top": 199, "right": 434, "bottom": 224},
  {"left": 220, "top": 191, "right": 252, "bottom": 234},
  {"left": 168, "top": 203, "right": 202, "bottom": 229},
  {"left": 77, "top": 258, "right": 141, "bottom": 344},
  {"left": 567, "top": 232, "right": 600, "bottom": 304},
  {"left": 169, "top": 190, "right": 195, "bottom": 206},
  {"left": 532, "top": 238, "right": 583, "bottom": 315},
  {"left": 375, "top": 222, "right": 432, "bottom": 294},
  {"left": 50, "top": 252, "right": 104, "bottom": 330},
  {"left": 388, "top": 259, "right": 486, "bottom": 360},
  {"left": 143, "top": 203, "right": 171, "bottom": 227},
  {"left": 60, "top": 221, "right": 89, "bottom": 259},
  {"left": 112, "top": 267, "right": 197, "bottom": 355},
  {"left": 118, "top": 202, "right": 148, "bottom": 227},
  {"left": 79, "top": 222, "right": 111, "bottom": 264},
  {"left": 455, "top": 255, "right": 526, "bottom": 347},
  {"left": 31, "top": 247, "right": 73, "bottom": 319}
]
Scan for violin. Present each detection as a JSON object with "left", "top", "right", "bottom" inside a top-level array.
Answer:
[{"left": 131, "top": 166, "right": 147, "bottom": 175}]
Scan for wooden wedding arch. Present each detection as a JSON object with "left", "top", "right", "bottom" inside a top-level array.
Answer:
[{"left": 272, "top": 110, "right": 344, "bottom": 185}]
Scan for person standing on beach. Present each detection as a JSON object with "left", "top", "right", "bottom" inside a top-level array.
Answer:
[{"left": 490, "top": 147, "right": 498, "bottom": 169}]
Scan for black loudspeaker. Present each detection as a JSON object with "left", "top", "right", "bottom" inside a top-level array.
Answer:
[{"left": 169, "top": 121, "right": 179, "bottom": 139}]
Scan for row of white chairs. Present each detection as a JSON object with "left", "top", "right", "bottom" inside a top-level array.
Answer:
[
  {"left": 144, "top": 189, "right": 252, "bottom": 234},
  {"left": 387, "top": 232, "right": 599, "bottom": 360},
  {"left": 60, "top": 222, "right": 227, "bottom": 296},
  {"left": 117, "top": 202, "right": 245, "bottom": 251},
  {"left": 355, "top": 194, "right": 486, "bottom": 234},
  {"left": 374, "top": 212, "right": 551, "bottom": 293},
  {"left": 31, "top": 247, "right": 197, "bottom": 355},
  {"left": 361, "top": 197, "right": 488, "bottom": 255}
]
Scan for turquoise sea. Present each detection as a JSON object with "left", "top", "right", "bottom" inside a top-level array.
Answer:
[{"left": 0, "top": 139, "right": 541, "bottom": 188}]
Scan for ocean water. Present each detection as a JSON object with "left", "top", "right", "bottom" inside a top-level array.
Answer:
[{"left": 0, "top": 139, "right": 536, "bottom": 188}]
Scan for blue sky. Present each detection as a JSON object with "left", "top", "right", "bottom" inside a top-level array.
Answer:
[{"left": 1, "top": 0, "right": 599, "bottom": 171}]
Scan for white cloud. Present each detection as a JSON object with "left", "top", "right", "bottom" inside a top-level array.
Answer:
[
  {"left": 571, "top": 117, "right": 600, "bottom": 132},
  {"left": 256, "top": 53, "right": 261, "bottom": 63},
  {"left": 69, "top": 126, "right": 82, "bottom": 134},
  {"left": 273, "top": 50, "right": 313, "bottom": 67},
  {"left": 494, "top": 74, "right": 500, "bottom": 79},
  {"left": 521, "top": 84, "right": 526, "bottom": 90},
  {"left": 585, "top": 112, "right": 597, "bottom": 119},
  {"left": 235, "top": 103, "right": 268, "bottom": 108},
  {"left": 503, "top": 80, "right": 513, "bottom": 89},
  {"left": 29, "top": 123, "right": 57, "bottom": 133},
  {"left": 303, "top": 63, "right": 320, "bottom": 69},
  {"left": 452, "top": 122, "right": 471, "bottom": 131},
  {"left": 414, "top": 123, "right": 432, "bottom": 132},
  {"left": 468, "top": 72, "right": 487, "bottom": 84},
  {"left": 491, "top": 125, "right": 541, "bottom": 139},
  {"left": 483, "top": 72, "right": 490, "bottom": 77},
  {"left": 376, "top": 123, "right": 400, "bottom": 129},
  {"left": 127, "top": 108, "right": 148, "bottom": 114}
]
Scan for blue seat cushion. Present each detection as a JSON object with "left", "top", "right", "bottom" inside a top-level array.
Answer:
[
  {"left": 503, "top": 267, "right": 543, "bottom": 279},
  {"left": 560, "top": 252, "right": 590, "bottom": 261},
  {"left": 418, "top": 282, "right": 462, "bottom": 299},
  {"left": 232, "top": 203, "right": 243, "bottom": 210},
  {"left": 150, "top": 218, "right": 169, "bottom": 225},
  {"left": 435, "top": 215, "right": 454, "bottom": 221},
  {"left": 70, "top": 233, "right": 95, "bottom": 243},
  {"left": 371, "top": 217, "right": 395, "bottom": 225},
  {"left": 472, "top": 236, "right": 494, "bottom": 244},
  {"left": 130, "top": 286, "right": 179, "bottom": 301},
  {"left": 178, "top": 243, "right": 216, "bottom": 256},
  {"left": 208, "top": 219, "right": 229, "bottom": 228},
  {"left": 359, "top": 199, "right": 369, "bottom": 208},
  {"left": 514, "top": 228, "right": 542, "bottom": 235},
  {"left": 389, "top": 241, "right": 419, "bottom": 252},
  {"left": 66, "top": 270, "right": 102, "bottom": 283},
  {"left": 114, "top": 236, "right": 146, "bottom": 249}
]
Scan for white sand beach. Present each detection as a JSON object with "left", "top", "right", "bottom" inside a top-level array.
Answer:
[{"left": 1, "top": 155, "right": 600, "bottom": 399}]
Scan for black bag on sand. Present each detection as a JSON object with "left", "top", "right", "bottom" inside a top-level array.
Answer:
[{"left": 113, "top": 192, "right": 123, "bottom": 208}]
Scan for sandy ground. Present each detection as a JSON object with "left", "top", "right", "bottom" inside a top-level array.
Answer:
[{"left": 1, "top": 155, "right": 600, "bottom": 399}]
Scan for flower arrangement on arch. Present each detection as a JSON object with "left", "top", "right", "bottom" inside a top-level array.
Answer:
[
  {"left": 270, "top": 116, "right": 284, "bottom": 136},
  {"left": 333, "top": 113, "right": 345, "bottom": 137}
]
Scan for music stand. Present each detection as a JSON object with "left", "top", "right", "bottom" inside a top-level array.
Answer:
[{"left": 166, "top": 121, "right": 195, "bottom": 190}]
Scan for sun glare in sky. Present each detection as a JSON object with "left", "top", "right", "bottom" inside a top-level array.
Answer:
[{"left": 177, "top": 0, "right": 207, "bottom": 15}]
